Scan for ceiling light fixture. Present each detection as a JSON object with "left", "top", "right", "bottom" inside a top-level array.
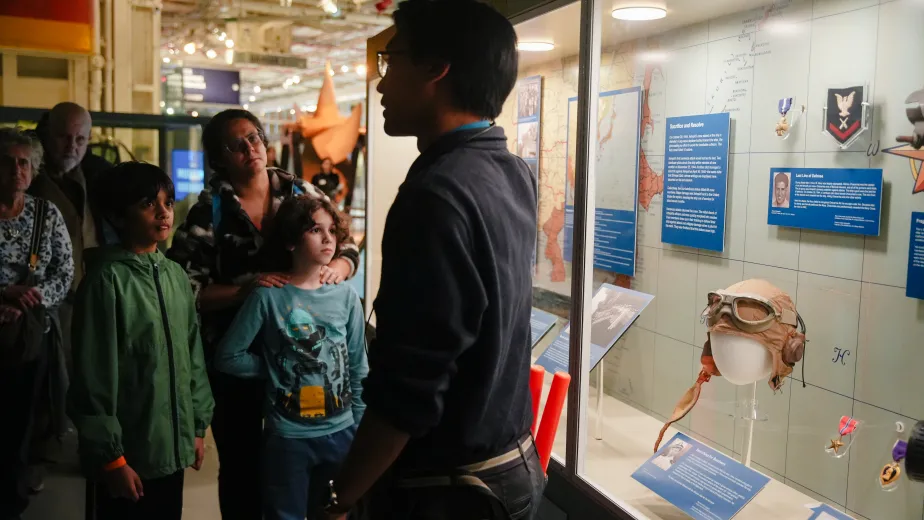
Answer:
[
  {"left": 159, "top": 101, "right": 166, "bottom": 108},
  {"left": 611, "top": 6, "right": 667, "bottom": 20},
  {"left": 517, "top": 42, "right": 555, "bottom": 52},
  {"left": 183, "top": 42, "right": 196, "bottom": 54},
  {"left": 191, "top": 111, "right": 199, "bottom": 117},
  {"left": 243, "top": 103, "right": 249, "bottom": 110},
  {"left": 308, "top": 105, "right": 317, "bottom": 112},
  {"left": 356, "top": 64, "right": 367, "bottom": 77},
  {"left": 225, "top": 39, "right": 234, "bottom": 49},
  {"left": 166, "top": 107, "right": 175, "bottom": 115},
  {"left": 249, "top": 95, "right": 256, "bottom": 102},
  {"left": 254, "top": 85, "right": 261, "bottom": 93},
  {"left": 163, "top": 57, "right": 171, "bottom": 63},
  {"left": 218, "top": 32, "right": 227, "bottom": 42},
  {"left": 328, "top": 68, "right": 335, "bottom": 76},
  {"left": 320, "top": 0, "right": 339, "bottom": 15},
  {"left": 206, "top": 49, "right": 218, "bottom": 59},
  {"left": 290, "top": 109, "right": 296, "bottom": 115},
  {"left": 225, "top": 49, "right": 234, "bottom": 65},
  {"left": 341, "top": 65, "right": 349, "bottom": 73},
  {"left": 292, "top": 76, "right": 300, "bottom": 84}
]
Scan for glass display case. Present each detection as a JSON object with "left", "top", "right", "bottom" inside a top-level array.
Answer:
[{"left": 494, "top": 0, "right": 924, "bottom": 518}]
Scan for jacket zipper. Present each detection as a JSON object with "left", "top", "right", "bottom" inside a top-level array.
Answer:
[{"left": 153, "top": 262, "right": 183, "bottom": 469}]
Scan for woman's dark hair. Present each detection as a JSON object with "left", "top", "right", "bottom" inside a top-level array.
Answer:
[
  {"left": 94, "top": 161, "right": 174, "bottom": 222},
  {"left": 392, "top": 0, "right": 518, "bottom": 120},
  {"left": 202, "top": 108, "right": 267, "bottom": 175},
  {"left": 272, "top": 195, "right": 349, "bottom": 255}
]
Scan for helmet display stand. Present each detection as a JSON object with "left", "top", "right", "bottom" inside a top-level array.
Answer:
[{"left": 711, "top": 332, "right": 773, "bottom": 468}]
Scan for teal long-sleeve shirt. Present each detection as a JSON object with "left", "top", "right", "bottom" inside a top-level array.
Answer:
[{"left": 214, "top": 283, "right": 368, "bottom": 439}]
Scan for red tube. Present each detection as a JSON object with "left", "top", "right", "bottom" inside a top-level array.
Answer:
[
  {"left": 535, "top": 371, "right": 571, "bottom": 473},
  {"left": 529, "top": 366, "right": 545, "bottom": 435}
]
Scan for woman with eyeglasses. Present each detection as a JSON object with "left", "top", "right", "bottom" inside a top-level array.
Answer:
[
  {"left": 167, "top": 109, "right": 358, "bottom": 520},
  {"left": 0, "top": 127, "right": 73, "bottom": 520}
]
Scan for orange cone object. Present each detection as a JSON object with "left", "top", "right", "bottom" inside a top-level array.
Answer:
[
  {"left": 529, "top": 366, "right": 545, "bottom": 436},
  {"left": 535, "top": 371, "right": 570, "bottom": 473}
]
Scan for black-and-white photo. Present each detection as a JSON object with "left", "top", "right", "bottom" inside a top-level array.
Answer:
[
  {"left": 518, "top": 81, "right": 540, "bottom": 120},
  {"left": 517, "top": 122, "right": 539, "bottom": 159},
  {"left": 589, "top": 284, "right": 652, "bottom": 348}
]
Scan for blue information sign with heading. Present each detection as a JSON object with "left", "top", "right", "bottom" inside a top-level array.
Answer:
[
  {"left": 530, "top": 308, "right": 558, "bottom": 347},
  {"left": 171, "top": 150, "right": 205, "bottom": 202},
  {"left": 182, "top": 67, "right": 241, "bottom": 105},
  {"left": 906, "top": 212, "right": 924, "bottom": 300},
  {"left": 661, "top": 113, "right": 731, "bottom": 252},
  {"left": 632, "top": 433, "right": 770, "bottom": 520},
  {"left": 766, "top": 167, "right": 882, "bottom": 236}
]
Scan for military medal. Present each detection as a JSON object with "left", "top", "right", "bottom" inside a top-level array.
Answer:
[
  {"left": 775, "top": 97, "right": 804, "bottom": 139},
  {"left": 880, "top": 440, "right": 908, "bottom": 490},
  {"left": 826, "top": 415, "right": 859, "bottom": 457},
  {"left": 823, "top": 84, "right": 870, "bottom": 149}
]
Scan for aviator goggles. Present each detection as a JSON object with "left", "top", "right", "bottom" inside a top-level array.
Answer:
[{"left": 700, "top": 290, "right": 803, "bottom": 334}]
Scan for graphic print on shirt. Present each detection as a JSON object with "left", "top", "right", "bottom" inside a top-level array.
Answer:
[{"left": 274, "top": 305, "right": 352, "bottom": 420}]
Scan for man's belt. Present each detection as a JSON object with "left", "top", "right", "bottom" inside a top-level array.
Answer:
[{"left": 393, "top": 433, "right": 536, "bottom": 519}]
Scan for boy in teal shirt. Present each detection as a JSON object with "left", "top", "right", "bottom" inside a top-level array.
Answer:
[
  {"left": 68, "top": 162, "right": 214, "bottom": 520},
  {"left": 214, "top": 196, "right": 367, "bottom": 520}
]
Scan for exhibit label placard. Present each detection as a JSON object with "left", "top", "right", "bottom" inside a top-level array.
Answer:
[
  {"left": 632, "top": 433, "right": 770, "bottom": 520},
  {"left": 534, "top": 284, "right": 653, "bottom": 374},
  {"left": 806, "top": 503, "right": 856, "bottom": 520},
  {"left": 661, "top": 113, "right": 731, "bottom": 252},
  {"left": 766, "top": 167, "right": 883, "bottom": 236},
  {"left": 182, "top": 67, "right": 241, "bottom": 105},
  {"left": 906, "top": 212, "right": 924, "bottom": 300},
  {"left": 564, "top": 87, "right": 643, "bottom": 275},
  {"left": 530, "top": 308, "right": 558, "bottom": 347}
]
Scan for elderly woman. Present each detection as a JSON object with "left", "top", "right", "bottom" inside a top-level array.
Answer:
[
  {"left": 168, "top": 108, "right": 358, "bottom": 520},
  {"left": 0, "top": 127, "right": 74, "bottom": 519}
]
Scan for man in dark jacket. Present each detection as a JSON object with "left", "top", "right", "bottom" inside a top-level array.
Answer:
[{"left": 325, "top": 1, "right": 543, "bottom": 519}]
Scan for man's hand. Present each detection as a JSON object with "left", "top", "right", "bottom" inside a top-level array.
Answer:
[
  {"left": 321, "top": 258, "right": 351, "bottom": 285},
  {"left": 193, "top": 437, "right": 205, "bottom": 470},
  {"left": 0, "top": 304, "right": 22, "bottom": 324},
  {"left": 103, "top": 465, "right": 144, "bottom": 502},
  {"left": 237, "top": 273, "right": 289, "bottom": 299},
  {"left": 2, "top": 285, "right": 41, "bottom": 308}
]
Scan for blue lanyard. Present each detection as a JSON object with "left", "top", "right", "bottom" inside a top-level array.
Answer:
[{"left": 451, "top": 120, "right": 492, "bottom": 133}]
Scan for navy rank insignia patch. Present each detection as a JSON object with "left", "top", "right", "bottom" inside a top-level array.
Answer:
[{"left": 823, "top": 85, "right": 869, "bottom": 149}]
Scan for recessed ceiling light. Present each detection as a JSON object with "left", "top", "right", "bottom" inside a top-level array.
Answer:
[
  {"left": 611, "top": 6, "right": 666, "bottom": 20},
  {"left": 249, "top": 95, "right": 256, "bottom": 102},
  {"left": 205, "top": 49, "right": 218, "bottom": 59},
  {"left": 243, "top": 103, "right": 249, "bottom": 110},
  {"left": 254, "top": 85, "right": 261, "bottom": 93},
  {"left": 517, "top": 42, "right": 555, "bottom": 52},
  {"left": 356, "top": 64, "right": 367, "bottom": 77},
  {"left": 163, "top": 57, "right": 170, "bottom": 64}
]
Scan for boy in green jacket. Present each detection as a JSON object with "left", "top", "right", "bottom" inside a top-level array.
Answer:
[{"left": 67, "top": 162, "right": 214, "bottom": 520}]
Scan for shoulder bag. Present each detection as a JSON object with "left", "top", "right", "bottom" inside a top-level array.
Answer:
[{"left": 0, "top": 198, "right": 49, "bottom": 367}]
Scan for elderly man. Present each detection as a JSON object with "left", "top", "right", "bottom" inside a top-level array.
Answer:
[{"left": 25, "top": 103, "right": 111, "bottom": 494}]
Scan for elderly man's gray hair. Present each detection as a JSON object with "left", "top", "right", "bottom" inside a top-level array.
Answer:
[{"left": 0, "top": 127, "right": 44, "bottom": 173}]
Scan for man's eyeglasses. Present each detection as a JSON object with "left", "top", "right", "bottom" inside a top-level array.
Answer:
[
  {"left": 376, "top": 50, "right": 408, "bottom": 78},
  {"left": 224, "top": 131, "right": 265, "bottom": 154}
]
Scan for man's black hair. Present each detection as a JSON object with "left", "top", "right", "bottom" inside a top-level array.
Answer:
[
  {"left": 393, "top": 0, "right": 518, "bottom": 120},
  {"left": 94, "top": 161, "right": 175, "bottom": 223},
  {"left": 202, "top": 108, "right": 267, "bottom": 174}
]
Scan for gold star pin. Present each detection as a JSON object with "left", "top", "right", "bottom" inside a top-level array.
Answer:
[{"left": 827, "top": 438, "right": 845, "bottom": 454}]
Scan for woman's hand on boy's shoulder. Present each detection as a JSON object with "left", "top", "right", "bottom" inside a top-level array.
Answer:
[
  {"left": 237, "top": 272, "right": 290, "bottom": 299},
  {"left": 321, "top": 258, "right": 351, "bottom": 285}
]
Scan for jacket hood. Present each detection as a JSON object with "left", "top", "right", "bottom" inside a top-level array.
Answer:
[{"left": 84, "top": 245, "right": 165, "bottom": 271}]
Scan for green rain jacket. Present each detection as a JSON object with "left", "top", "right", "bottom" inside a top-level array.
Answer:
[{"left": 67, "top": 246, "right": 214, "bottom": 480}]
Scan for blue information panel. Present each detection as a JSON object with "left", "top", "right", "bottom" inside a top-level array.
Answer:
[
  {"left": 661, "top": 113, "right": 730, "bottom": 252},
  {"left": 534, "top": 284, "right": 653, "bottom": 374},
  {"left": 530, "top": 308, "right": 558, "bottom": 347},
  {"left": 906, "top": 212, "right": 924, "bottom": 300},
  {"left": 766, "top": 167, "right": 883, "bottom": 236},
  {"left": 182, "top": 67, "right": 241, "bottom": 105},
  {"left": 563, "top": 87, "right": 642, "bottom": 275},
  {"left": 632, "top": 433, "right": 770, "bottom": 520},
  {"left": 171, "top": 150, "right": 205, "bottom": 202}
]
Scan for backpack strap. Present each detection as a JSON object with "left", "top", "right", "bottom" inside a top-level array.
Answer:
[{"left": 28, "top": 198, "right": 48, "bottom": 273}]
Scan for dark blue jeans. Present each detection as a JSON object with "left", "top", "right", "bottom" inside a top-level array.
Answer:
[
  {"left": 262, "top": 425, "right": 356, "bottom": 520},
  {"left": 362, "top": 441, "right": 547, "bottom": 520}
]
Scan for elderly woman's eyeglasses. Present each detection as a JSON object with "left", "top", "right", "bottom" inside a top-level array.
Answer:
[
  {"left": 0, "top": 155, "right": 30, "bottom": 171},
  {"left": 224, "top": 132, "right": 265, "bottom": 154}
]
